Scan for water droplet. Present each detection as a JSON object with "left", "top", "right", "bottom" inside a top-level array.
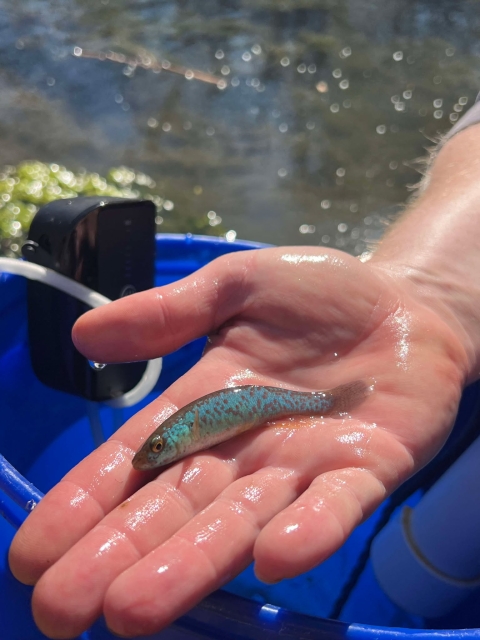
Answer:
[
  {"left": 242, "top": 51, "right": 252, "bottom": 62},
  {"left": 251, "top": 44, "right": 262, "bottom": 55},
  {"left": 445, "top": 47, "right": 455, "bottom": 57},
  {"left": 339, "top": 79, "right": 349, "bottom": 89},
  {"left": 162, "top": 122, "right": 172, "bottom": 132},
  {"left": 279, "top": 123, "right": 288, "bottom": 133},
  {"left": 297, "top": 63, "right": 306, "bottom": 73},
  {"left": 321, "top": 199, "right": 331, "bottom": 209},
  {"left": 433, "top": 98, "right": 443, "bottom": 108},
  {"left": 332, "top": 68, "right": 342, "bottom": 78},
  {"left": 225, "top": 230, "right": 237, "bottom": 242},
  {"left": 163, "top": 200, "right": 174, "bottom": 211},
  {"left": 458, "top": 96, "right": 468, "bottom": 106},
  {"left": 336, "top": 167, "right": 346, "bottom": 177},
  {"left": 433, "top": 109, "right": 443, "bottom": 119},
  {"left": 321, "top": 234, "right": 330, "bottom": 243},
  {"left": 147, "top": 117, "right": 158, "bottom": 128},
  {"left": 330, "top": 103, "right": 339, "bottom": 113},
  {"left": 393, "top": 51, "right": 403, "bottom": 61},
  {"left": 280, "top": 57, "right": 290, "bottom": 67},
  {"left": 278, "top": 168, "right": 288, "bottom": 178},
  {"left": 403, "top": 90, "right": 412, "bottom": 99},
  {"left": 89, "top": 361, "right": 107, "bottom": 371},
  {"left": 215, "top": 50, "right": 224, "bottom": 60},
  {"left": 308, "top": 64, "right": 316, "bottom": 73},
  {"left": 25, "top": 500, "right": 37, "bottom": 512},
  {"left": 376, "top": 125, "right": 386, "bottom": 134},
  {"left": 338, "top": 223, "right": 348, "bottom": 233}
]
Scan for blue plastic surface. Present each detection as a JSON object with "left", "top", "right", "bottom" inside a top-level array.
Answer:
[{"left": 1, "top": 233, "right": 480, "bottom": 639}]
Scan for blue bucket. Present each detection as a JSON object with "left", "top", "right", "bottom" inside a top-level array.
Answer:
[{"left": 1, "top": 234, "right": 480, "bottom": 639}]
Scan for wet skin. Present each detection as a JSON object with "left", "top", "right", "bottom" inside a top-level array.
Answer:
[{"left": 8, "top": 246, "right": 469, "bottom": 638}]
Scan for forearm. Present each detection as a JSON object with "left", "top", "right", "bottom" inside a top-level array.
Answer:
[{"left": 370, "top": 124, "right": 480, "bottom": 381}]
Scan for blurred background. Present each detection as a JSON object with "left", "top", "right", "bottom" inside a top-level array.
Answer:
[{"left": 1, "top": 0, "right": 480, "bottom": 256}]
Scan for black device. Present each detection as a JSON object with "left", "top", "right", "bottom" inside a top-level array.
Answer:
[{"left": 22, "top": 197, "right": 156, "bottom": 401}]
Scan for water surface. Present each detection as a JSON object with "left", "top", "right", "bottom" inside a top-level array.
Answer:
[{"left": 1, "top": 0, "right": 479, "bottom": 250}]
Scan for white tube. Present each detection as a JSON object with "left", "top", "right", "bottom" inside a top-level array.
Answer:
[
  {"left": 0, "top": 258, "right": 111, "bottom": 307},
  {"left": 371, "top": 435, "right": 480, "bottom": 617},
  {"left": 0, "top": 258, "right": 162, "bottom": 407}
]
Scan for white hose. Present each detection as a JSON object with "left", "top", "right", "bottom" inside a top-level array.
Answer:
[{"left": 0, "top": 257, "right": 162, "bottom": 407}]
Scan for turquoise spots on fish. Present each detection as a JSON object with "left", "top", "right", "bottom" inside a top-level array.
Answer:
[{"left": 132, "top": 380, "right": 370, "bottom": 471}]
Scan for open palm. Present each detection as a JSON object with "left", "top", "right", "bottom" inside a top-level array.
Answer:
[{"left": 9, "top": 246, "right": 468, "bottom": 638}]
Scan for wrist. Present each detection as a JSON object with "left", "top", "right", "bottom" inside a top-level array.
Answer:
[{"left": 369, "top": 125, "right": 480, "bottom": 383}]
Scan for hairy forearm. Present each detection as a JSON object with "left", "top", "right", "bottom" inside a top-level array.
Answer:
[{"left": 370, "top": 124, "right": 480, "bottom": 381}]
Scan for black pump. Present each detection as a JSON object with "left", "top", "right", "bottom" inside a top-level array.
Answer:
[{"left": 23, "top": 197, "right": 156, "bottom": 401}]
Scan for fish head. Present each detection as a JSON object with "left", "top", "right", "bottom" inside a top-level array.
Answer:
[{"left": 132, "top": 417, "right": 193, "bottom": 471}]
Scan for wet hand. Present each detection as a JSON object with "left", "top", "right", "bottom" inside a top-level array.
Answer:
[{"left": 8, "top": 247, "right": 469, "bottom": 638}]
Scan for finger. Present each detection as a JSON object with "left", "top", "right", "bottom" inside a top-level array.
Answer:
[
  {"left": 71, "top": 250, "right": 255, "bottom": 362},
  {"left": 253, "top": 467, "right": 387, "bottom": 584},
  {"left": 102, "top": 466, "right": 301, "bottom": 639},
  {"left": 30, "top": 455, "right": 237, "bottom": 638},
  {"left": 8, "top": 398, "right": 177, "bottom": 584},
  {"left": 253, "top": 416, "right": 418, "bottom": 585}
]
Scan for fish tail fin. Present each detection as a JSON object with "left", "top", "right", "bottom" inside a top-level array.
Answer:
[{"left": 329, "top": 378, "right": 374, "bottom": 416}]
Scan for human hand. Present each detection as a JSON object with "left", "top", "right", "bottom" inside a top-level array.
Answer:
[{"left": 9, "top": 246, "right": 469, "bottom": 638}]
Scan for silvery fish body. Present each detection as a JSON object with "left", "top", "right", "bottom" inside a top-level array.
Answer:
[{"left": 132, "top": 380, "right": 369, "bottom": 471}]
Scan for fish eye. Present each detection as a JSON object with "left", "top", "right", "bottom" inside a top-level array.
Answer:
[{"left": 150, "top": 435, "right": 164, "bottom": 453}]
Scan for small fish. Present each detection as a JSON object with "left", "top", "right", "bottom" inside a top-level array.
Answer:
[{"left": 132, "top": 380, "right": 371, "bottom": 471}]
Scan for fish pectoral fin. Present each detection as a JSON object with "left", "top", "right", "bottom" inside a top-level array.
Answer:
[{"left": 193, "top": 408, "right": 200, "bottom": 439}]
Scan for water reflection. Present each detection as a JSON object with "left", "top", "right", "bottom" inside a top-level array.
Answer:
[{"left": 0, "top": 0, "right": 479, "bottom": 250}]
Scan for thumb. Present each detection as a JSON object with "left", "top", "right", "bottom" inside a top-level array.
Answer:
[{"left": 72, "top": 251, "right": 253, "bottom": 363}]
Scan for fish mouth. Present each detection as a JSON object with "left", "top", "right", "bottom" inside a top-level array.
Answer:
[{"left": 131, "top": 448, "right": 153, "bottom": 471}]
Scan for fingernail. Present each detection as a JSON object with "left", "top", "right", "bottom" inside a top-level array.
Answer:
[{"left": 254, "top": 569, "right": 282, "bottom": 585}]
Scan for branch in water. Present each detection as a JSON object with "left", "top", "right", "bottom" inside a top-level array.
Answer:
[{"left": 72, "top": 47, "right": 228, "bottom": 89}]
